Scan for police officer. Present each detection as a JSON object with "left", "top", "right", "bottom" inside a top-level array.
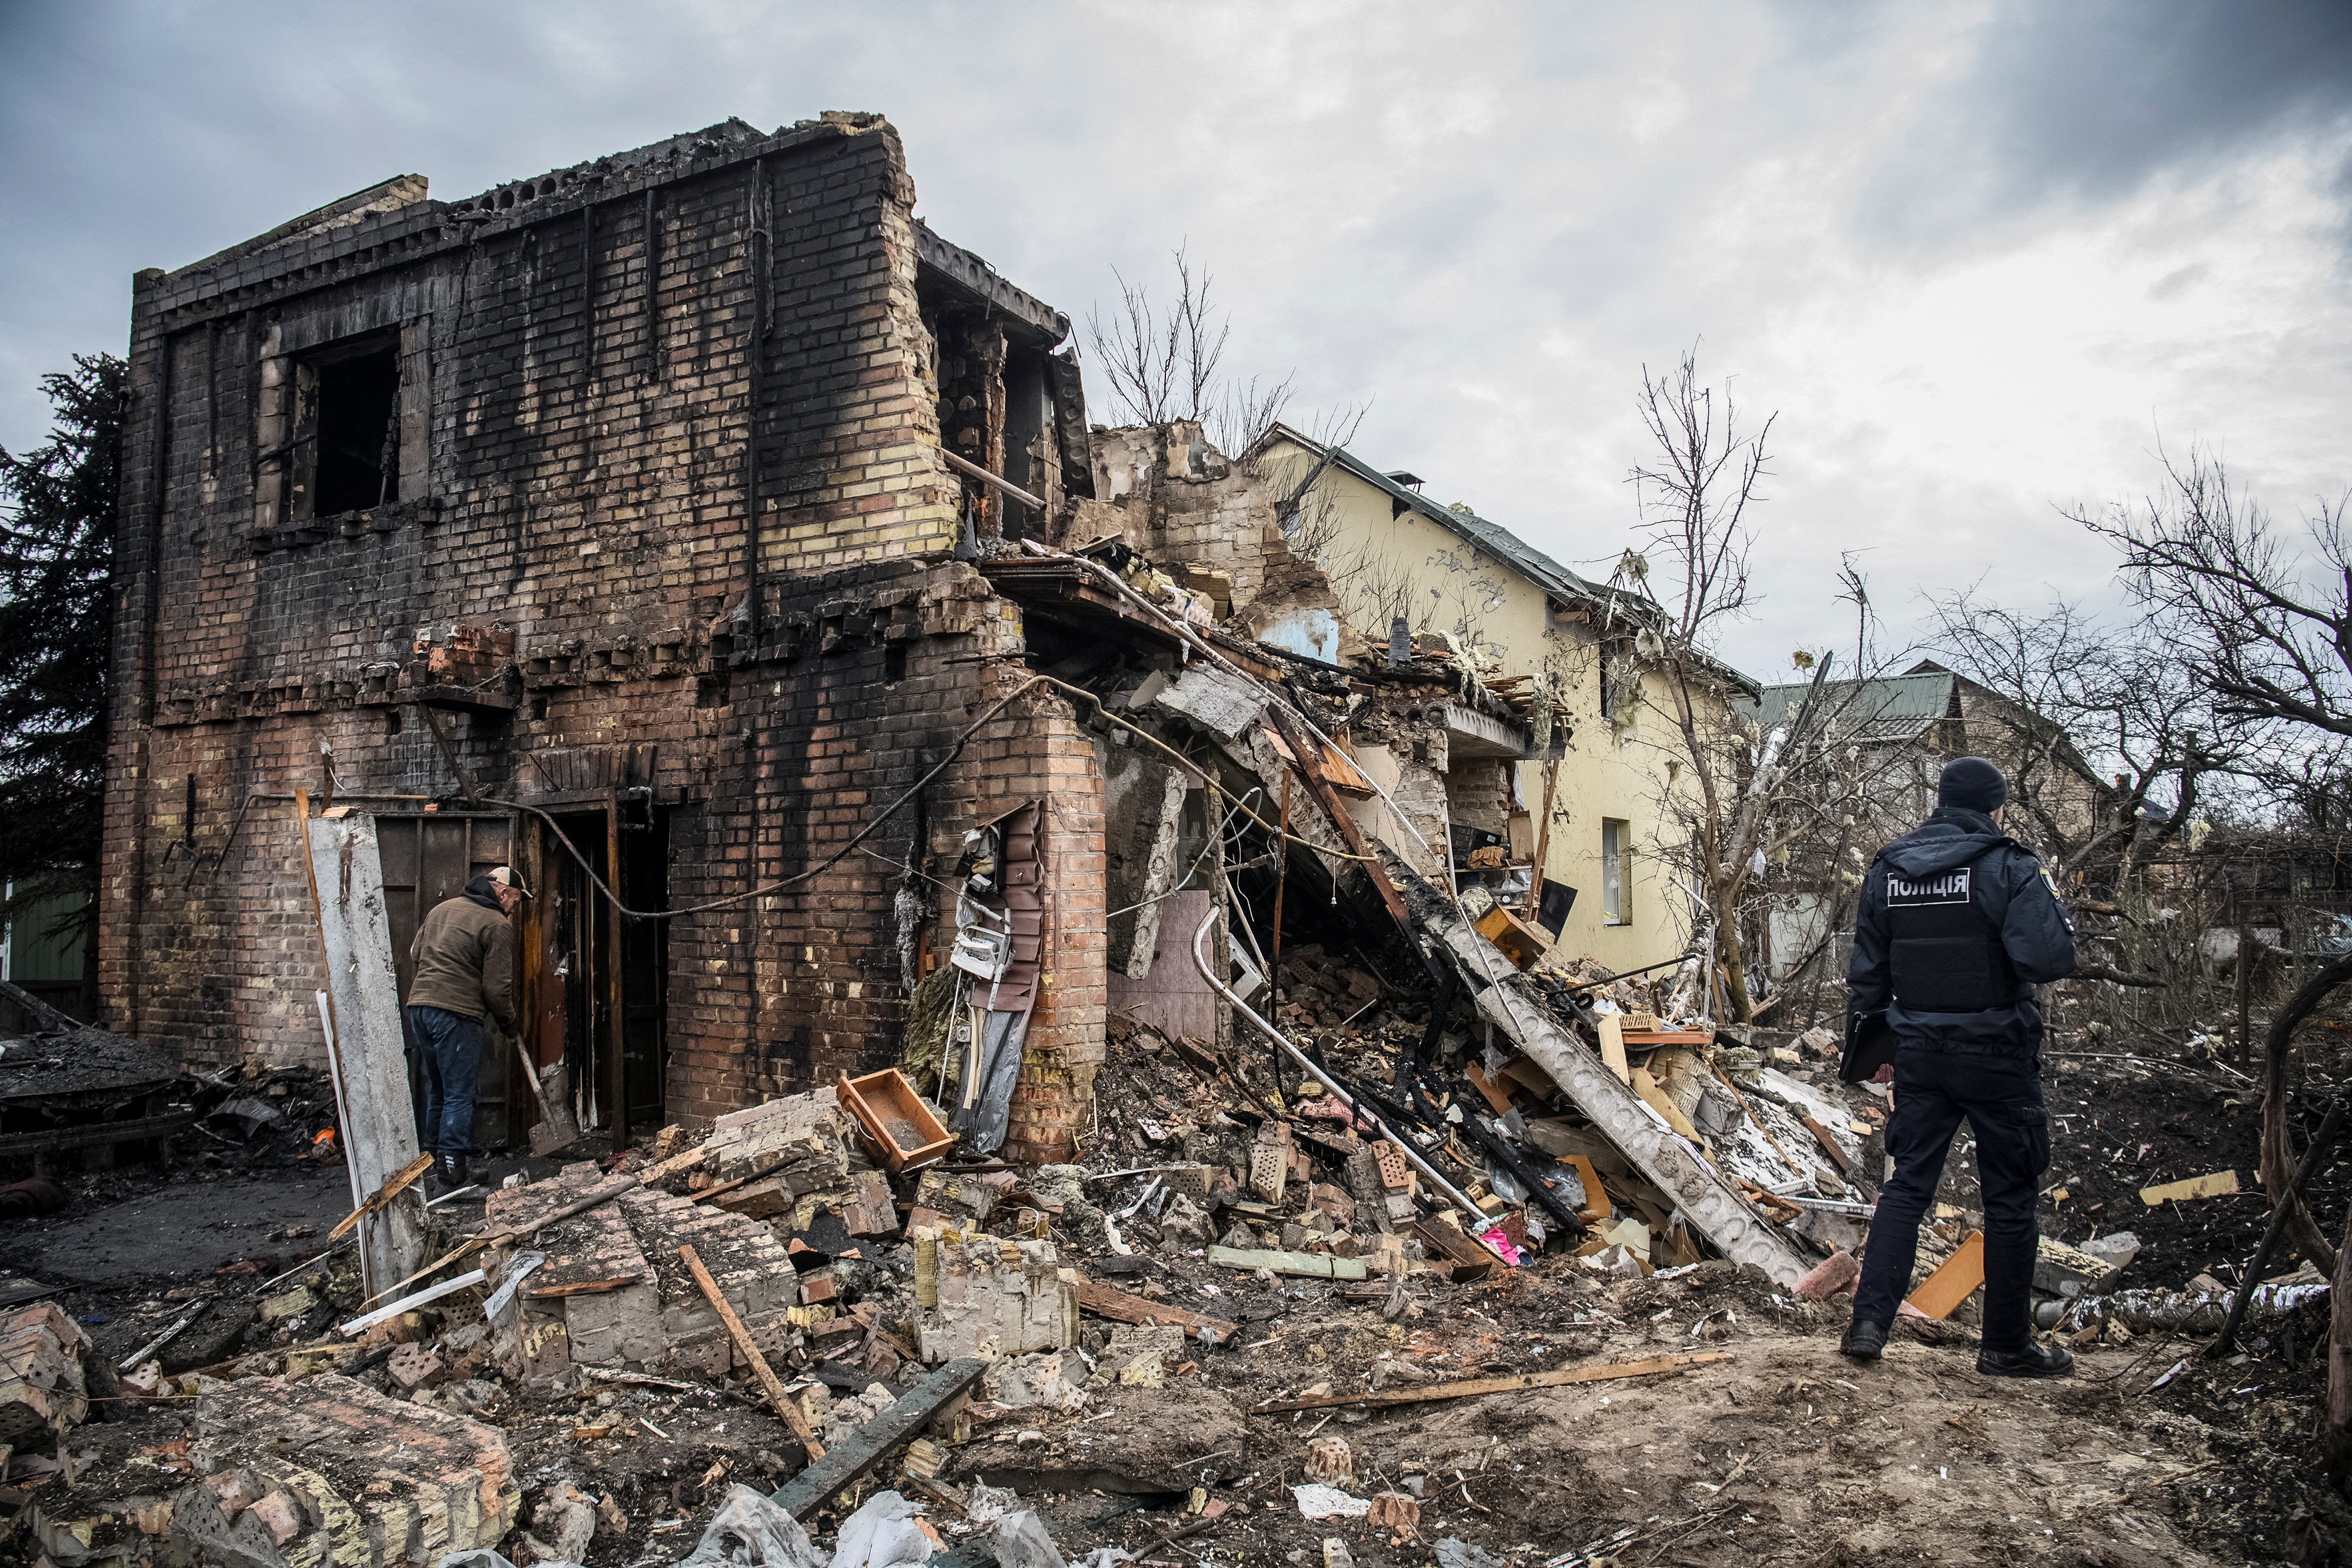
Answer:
[{"left": 1841, "top": 757, "right": 2077, "bottom": 1376}]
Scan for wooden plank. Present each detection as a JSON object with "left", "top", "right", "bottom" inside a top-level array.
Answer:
[
  {"left": 1075, "top": 1279, "right": 1238, "bottom": 1346},
  {"left": 358, "top": 1236, "right": 487, "bottom": 1310},
  {"left": 1799, "top": 1116, "right": 1855, "bottom": 1176},
  {"left": 1620, "top": 1029, "right": 1713, "bottom": 1047},
  {"left": 1560, "top": 1154, "right": 1610, "bottom": 1223},
  {"left": 2139, "top": 1171, "right": 2239, "bottom": 1205},
  {"left": 302, "top": 808, "right": 427, "bottom": 1299},
  {"left": 328, "top": 1152, "right": 436, "bottom": 1242},
  {"left": 523, "top": 1276, "right": 643, "bottom": 1299},
  {"left": 1462, "top": 1061, "right": 1516, "bottom": 1115},
  {"left": 1408, "top": 1219, "right": 1497, "bottom": 1283},
  {"left": 1905, "top": 1231, "right": 1985, "bottom": 1320},
  {"left": 1631, "top": 1069, "right": 1705, "bottom": 1147},
  {"left": 1596, "top": 1015, "right": 1629, "bottom": 1084},
  {"left": 1248, "top": 1352, "right": 1732, "bottom": 1413},
  {"left": 1204, "top": 1246, "right": 1367, "bottom": 1281},
  {"left": 767, "top": 1357, "right": 990, "bottom": 1520},
  {"left": 680, "top": 1243, "right": 824, "bottom": 1457},
  {"left": 1261, "top": 703, "right": 1409, "bottom": 927}
]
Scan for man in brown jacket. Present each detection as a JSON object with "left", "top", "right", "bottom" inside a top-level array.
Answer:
[{"left": 406, "top": 866, "right": 527, "bottom": 1191}]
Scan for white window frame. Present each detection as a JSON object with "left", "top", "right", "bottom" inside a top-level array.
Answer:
[{"left": 1602, "top": 818, "right": 1631, "bottom": 925}]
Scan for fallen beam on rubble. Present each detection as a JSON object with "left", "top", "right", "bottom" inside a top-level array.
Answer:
[
  {"left": 1205, "top": 1246, "right": 1368, "bottom": 1281},
  {"left": 1382, "top": 849, "right": 1813, "bottom": 1288},
  {"left": 1248, "top": 1351, "right": 1734, "bottom": 1413},
  {"left": 337, "top": 1269, "right": 486, "bottom": 1336},
  {"left": 1075, "top": 1279, "right": 1238, "bottom": 1345},
  {"left": 769, "top": 1356, "right": 990, "bottom": 1519},
  {"left": 680, "top": 1243, "right": 825, "bottom": 1457}
]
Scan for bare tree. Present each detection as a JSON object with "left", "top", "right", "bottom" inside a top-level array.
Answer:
[
  {"left": 2073, "top": 443, "right": 2352, "bottom": 1464},
  {"left": 2081, "top": 447, "right": 2352, "bottom": 740},
  {"left": 1926, "top": 590, "right": 2234, "bottom": 902},
  {"left": 1611, "top": 349, "right": 1776, "bottom": 1019}
]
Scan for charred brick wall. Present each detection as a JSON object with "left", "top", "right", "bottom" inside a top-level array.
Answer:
[{"left": 101, "top": 116, "right": 1102, "bottom": 1151}]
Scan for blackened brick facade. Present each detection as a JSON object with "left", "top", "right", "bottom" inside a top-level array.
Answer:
[{"left": 102, "top": 114, "right": 1105, "bottom": 1155}]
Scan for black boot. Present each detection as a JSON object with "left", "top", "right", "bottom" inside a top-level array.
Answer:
[
  {"left": 1840, "top": 1318, "right": 1889, "bottom": 1362},
  {"left": 436, "top": 1150, "right": 470, "bottom": 1196},
  {"left": 1976, "top": 1340, "right": 2073, "bottom": 1378}
]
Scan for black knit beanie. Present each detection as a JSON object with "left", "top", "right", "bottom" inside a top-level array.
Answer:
[{"left": 1937, "top": 756, "right": 2007, "bottom": 814}]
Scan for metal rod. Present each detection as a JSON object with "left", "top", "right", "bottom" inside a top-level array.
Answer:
[
  {"left": 938, "top": 447, "right": 1048, "bottom": 512},
  {"left": 1189, "top": 905, "right": 1514, "bottom": 1268},
  {"left": 118, "top": 1305, "right": 207, "bottom": 1373}
]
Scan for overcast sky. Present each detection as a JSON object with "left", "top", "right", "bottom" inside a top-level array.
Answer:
[{"left": 4, "top": 1, "right": 2347, "bottom": 680}]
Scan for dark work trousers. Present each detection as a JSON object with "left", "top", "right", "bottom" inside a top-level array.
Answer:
[
  {"left": 1852, "top": 1047, "right": 2050, "bottom": 1351},
  {"left": 406, "top": 1004, "right": 483, "bottom": 1156}
]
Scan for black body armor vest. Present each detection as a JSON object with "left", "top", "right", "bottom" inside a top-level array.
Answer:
[{"left": 1887, "top": 857, "right": 2021, "bottom": 1014}]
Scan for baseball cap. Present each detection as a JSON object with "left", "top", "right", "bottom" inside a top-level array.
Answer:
[{"left": 487, "top": 866, "right": 532, "bottom": 898}]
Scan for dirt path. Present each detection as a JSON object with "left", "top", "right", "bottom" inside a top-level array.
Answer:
[{"left": 1316, "top": 1327, "right": 2221, "bottom": 1567}]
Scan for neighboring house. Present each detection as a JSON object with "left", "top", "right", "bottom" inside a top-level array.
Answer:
[
  {"left": 1746, "top": 660, "right": 2109, "bottom": 848},
  {"left": 1251, "top": 423, "right": 1759, "bottom": 974},
  {"left": 1740, "top": 660, "right": 2110, "bottom": 982}
]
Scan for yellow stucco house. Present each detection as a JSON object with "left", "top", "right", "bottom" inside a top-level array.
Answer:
[{"left": 1252, "top": 423, "right": 1761, "bottom": 978}]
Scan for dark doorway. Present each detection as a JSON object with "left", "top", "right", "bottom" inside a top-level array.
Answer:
[
  {"left": 374, "top": 811, "right": 517, "bottom": 1149},
  {"left": 620, "top": 810, "right": 669, "bottom": 1135},
  {"left": 537, "top": 808, "right": 666, "bottom": 1143}
]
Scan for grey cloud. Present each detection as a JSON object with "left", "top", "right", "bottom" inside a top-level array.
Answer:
[{"left": 1857, "top": 0, "right": 2352, "bottom": 246}]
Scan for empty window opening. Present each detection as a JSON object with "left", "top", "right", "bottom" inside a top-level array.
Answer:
[
  {"left": 294, "top": 335, "right": 401, "bottom": 519},
  {"left": 1601, "top": 817, "right": 1631, "bottom": 925}
]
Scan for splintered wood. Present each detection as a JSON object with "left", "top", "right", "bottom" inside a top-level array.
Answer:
[
  {"left": 1075, "top": 1278, "right": 1238, "bottom": 1345},
  {"left": 677, "top": 1244, "right": 824, "bottom": 1456}
]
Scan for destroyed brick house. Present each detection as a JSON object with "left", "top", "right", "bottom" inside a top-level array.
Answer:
[
  {"left": 101, "top": 114, "right": 1113, "bottom": 1163},
  {"left": 101, "top": 111, "right": 1742, "bottom": 1174}
]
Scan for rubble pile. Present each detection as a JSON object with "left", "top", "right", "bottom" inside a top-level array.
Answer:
[{"left": 5, "top": 696, "right": 2348, "bottom": 1568}]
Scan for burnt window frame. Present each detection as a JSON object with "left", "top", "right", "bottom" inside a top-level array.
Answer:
[{"left": 286, "top": 329, "right": 404, "bottom": 521}]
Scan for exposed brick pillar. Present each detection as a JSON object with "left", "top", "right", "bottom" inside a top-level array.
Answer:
[{"left": 998, "top": 706, "right": 1107, "bottom": 1166}]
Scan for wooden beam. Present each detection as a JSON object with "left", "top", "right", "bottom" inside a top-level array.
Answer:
[
  {"left": 328, "top": 1152, "right": 436, "bottom": 1241},
  {"left": 1075, "top": 1279, "right": 1238, "bottom": 1346},
  {"left": 0, "top": 1109, "right": 200, "bottom": 1158},
  {"left": 1262, "top": 704, "right": 1407, "bottom": 927},
  {"left": 767, "top": 1356, "right": 990, "bottom": 1520},
  {"left": 1204, "top": 1245, "right": 1367, "bottom": 1281},
  {"left": 1799, "top": 1116, "right": 1855, "bottom": 1176},
  {"left": 1248, "top": 1351, "right": 1733, "bottom": 1413},
  {"left": 679, "top": 1243, "right": 824, "bottom": 1457},
  {"left": 1905, "top": 1232, "right": 1985, "bottom": 1319}
]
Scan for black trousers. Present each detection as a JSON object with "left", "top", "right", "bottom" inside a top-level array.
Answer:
[{"left": 1852, "top": 1047, "right": 2049, "bottom": 1350}]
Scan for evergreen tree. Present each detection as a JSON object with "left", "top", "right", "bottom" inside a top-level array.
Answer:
[{"left": 0, "top": 352, "right": 127, "bottom": 1006}]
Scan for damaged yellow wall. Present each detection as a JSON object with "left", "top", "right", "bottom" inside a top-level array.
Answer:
[{"left": 1258, "top": 436, "right": 1730, "bottom": 975}]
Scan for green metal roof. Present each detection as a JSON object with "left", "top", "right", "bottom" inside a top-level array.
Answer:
[{"left": 1743, "top": 670, "right": 1959, "bottom": 743}]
